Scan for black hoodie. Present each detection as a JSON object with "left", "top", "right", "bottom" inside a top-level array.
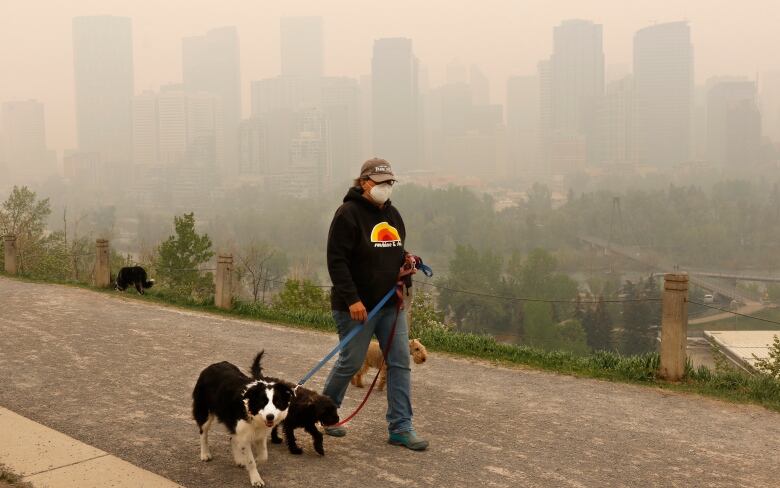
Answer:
[{"left": 327, "top": 187, "right": 406, "bottom": 312}]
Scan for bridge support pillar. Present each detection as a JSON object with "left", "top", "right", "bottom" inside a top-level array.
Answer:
[
  {"left": 3, "top": 235, "right": 17, "bottom": 275},
  {"left": 215, "top": 254, "right": 233, "bottom": 310},
  {"left": 659, "top": 273, "right": 688, "bottom": 381},
  {"left": 95, "top": 239, "right": 111, "bottom": 288}
]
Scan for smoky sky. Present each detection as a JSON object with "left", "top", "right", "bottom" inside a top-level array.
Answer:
[{"left": 2, "top": 0, "right": 778, "bottom": 152}]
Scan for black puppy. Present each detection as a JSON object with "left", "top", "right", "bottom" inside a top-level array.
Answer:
[
  {"left": 115, "top": 266, "right": 154, "bottom": 295},
  {"left": 250, "top": 352, "right": 339, "bottom": 455}
]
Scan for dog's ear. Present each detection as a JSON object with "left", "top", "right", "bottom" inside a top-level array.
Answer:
[{"left": 314, "top": 396, "right": 340, "bottom": 424}]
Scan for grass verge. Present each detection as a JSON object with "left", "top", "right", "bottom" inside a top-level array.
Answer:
[
  {"left": 0, "top": 464, "right": 32, "bottom": 488},
  {"left": 3, "top": 273, "right": 780, "bottom": 413}
]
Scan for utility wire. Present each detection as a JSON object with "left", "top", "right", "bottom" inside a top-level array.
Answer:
[{"left": 412, "top": 279, "right": 661, "bottom": 304}]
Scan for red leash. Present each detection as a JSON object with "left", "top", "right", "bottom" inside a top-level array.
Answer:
[{"left": 333, "top": 289, "right": 404, "bottom": 427}]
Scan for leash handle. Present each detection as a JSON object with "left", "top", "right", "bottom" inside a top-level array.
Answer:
[{"left": 297, "top": 286, "right": 398, "bottom": 386}]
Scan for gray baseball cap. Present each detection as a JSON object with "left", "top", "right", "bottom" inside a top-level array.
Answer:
[{"left": 359, "top": 158, "right": 396, "bottom": 183}]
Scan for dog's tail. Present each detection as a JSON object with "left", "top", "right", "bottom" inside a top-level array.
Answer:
[
  {"left": 143, "top": 279, "right": 155, "bottom": 289},
  {"left": 250, "top": 350, "right": 265, "bottom": 380}
]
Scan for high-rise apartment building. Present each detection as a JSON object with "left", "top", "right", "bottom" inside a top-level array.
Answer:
[{"left": 633, "top": 21, "right": 694, "bottom": 166}]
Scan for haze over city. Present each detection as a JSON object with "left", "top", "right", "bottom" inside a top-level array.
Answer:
[
  {"left": 2, "top": 0, "right": 780, "bottom": 285},
  {"left": 2, "top": 0, "right": 779, "bottom": 153},
  {"left": 3, "top": 4, "right": 780, "bottom": 487}
]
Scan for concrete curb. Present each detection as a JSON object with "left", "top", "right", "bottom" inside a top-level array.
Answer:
[{"left": 0, "top": 407, "right": 183, "bottom": 488}]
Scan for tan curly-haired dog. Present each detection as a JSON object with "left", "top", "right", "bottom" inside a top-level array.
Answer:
[{"left": 351, "top": 339, "right": 427, "bottom": 390}]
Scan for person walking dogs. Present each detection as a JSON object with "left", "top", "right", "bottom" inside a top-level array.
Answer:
[{"left": 321, "top": 158, "right": 429, "bottom": 451}]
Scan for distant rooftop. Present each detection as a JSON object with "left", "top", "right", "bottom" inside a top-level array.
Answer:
[{"left": 704, "top": 330, "right": 778, "bottom": 372}]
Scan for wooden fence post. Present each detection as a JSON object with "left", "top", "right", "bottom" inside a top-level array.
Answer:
[
  {"left": 659, "top": 273, "right": 689, "bottom": 381},
  {"left": 95, "top": 239, "right": 111, "bottom": 288},
  {"left": 3, "top": 235, "right": 17, "bottom": 275},
  {"left": 215, "top": 254, "right": 233, "bottom": 310}
]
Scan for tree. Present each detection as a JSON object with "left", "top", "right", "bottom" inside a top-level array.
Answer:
[
  {"left": 236, "top": 241, "right": 288, "bottom": 303},
  {"left": 752, "top": 335, "right": 780, "bottom": 379},
  {"left": 523, "top": 302, "right": 589, "bottom": 355},
  {"left": 585, "top": 297, "right": 614, "bottom": 351},
  {"left": 620, "top": 278, "right": 658, "bottom": 355},
  {"left": 27, "top": 231, "right": 70, "bottom": 280},
  {"left": 156, "top": 213, "right": 215, "bottom": 298},
  {"left": 409, "top": 290, "right": 451, "bottom": 338},
  {"left": 0, "top": 186, "right": 51, "bottom": 273},
  {"left": 523, "top": 301, "right": 557, "bottom": 350},
  {"left": 555, "top": 319, "right": 590, "bottom": 356},
  {"left": 437, "top": 244, "right": 505, "bottom": 332},
  {"left": 272, "top": 279, "right": 329, "bottom": 312}
]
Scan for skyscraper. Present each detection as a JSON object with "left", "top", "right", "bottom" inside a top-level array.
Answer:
[
  {"left": 1, "top": 100, "right": 54, "bottom": 183},
  {"left": 72, "top": 16, "right": 134, "bottom": 165},
  {"left": 549, "top": 20, "right": 604, "bottom": 166},
  {"left": 372, "top": 38, "right": 419, "bottom": 173},
  {"left": 131, "top": 88, "right": 224, "bottom": 209},
  {"left": 633, "top": 21, "right": 694, "bottom": 166},
  {"left": 183, "top": 26, "right": 240, "bottom": 175}
]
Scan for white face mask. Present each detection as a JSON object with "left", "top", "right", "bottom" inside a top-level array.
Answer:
[{"left": 369, "top": 183, "right": 393, "bottom": 204}]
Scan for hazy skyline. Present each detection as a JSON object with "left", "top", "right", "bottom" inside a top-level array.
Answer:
[{"left": 2, "top": 0, "right": 779, "bottom": 152}]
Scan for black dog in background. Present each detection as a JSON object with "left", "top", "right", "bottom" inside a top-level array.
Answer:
[
  {"left": 115, "top": 266, "right": 155, "bottom": 295},
  {"left": 250, "top": 352, "right": 339, "bottom": 455}
]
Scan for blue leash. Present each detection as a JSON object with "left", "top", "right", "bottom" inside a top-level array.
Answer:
[
  {"left": 297, "top": 286, "right": 398, "bottom": 386},
  {"left": 417, "top": 263, "right": 433, "bottom": 278},
  {"left": 296, "top": 261, "right": 434, "bottom": 387}
]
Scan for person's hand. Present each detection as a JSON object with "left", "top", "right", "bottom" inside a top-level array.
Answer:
[
  {"left": 398, "top": 264, "right": 417, "bottom": 280},
  {"left": 348, "top": 300, "right": 368, "bottom": 322},
  {"left": 398, "top": 253, "right": 418, "bottom": 280}
]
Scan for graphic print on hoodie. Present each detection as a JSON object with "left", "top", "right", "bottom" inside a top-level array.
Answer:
[{"left": 327, "top": 187, "right": 406, "bottom": 312}]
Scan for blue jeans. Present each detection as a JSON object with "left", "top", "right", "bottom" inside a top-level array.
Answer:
[{"left": 322, "top": 306, "right": 413, "bottom": 434}]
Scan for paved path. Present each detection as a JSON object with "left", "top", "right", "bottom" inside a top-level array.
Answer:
[
  {"left": 689, "top": 301, "right": 766, "bottom": 325},
  {"left": 1, "top": 277, "right": 779, "bottom": 488}
]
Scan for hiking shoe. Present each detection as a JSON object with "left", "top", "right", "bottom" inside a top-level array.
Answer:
[
  {"left": 388, "top": 430, "right": 429, "bottom": 451},
  {"left": 324, "top": 425, "right": 346, "bottom": 437}
]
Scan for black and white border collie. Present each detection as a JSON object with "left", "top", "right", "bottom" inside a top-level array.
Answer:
[
  {"left": 115, "top": 266, "right": 155, "bottom": 295},
  {"left": 193, "top": 353, "right": 295, "bottom": 488}
]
